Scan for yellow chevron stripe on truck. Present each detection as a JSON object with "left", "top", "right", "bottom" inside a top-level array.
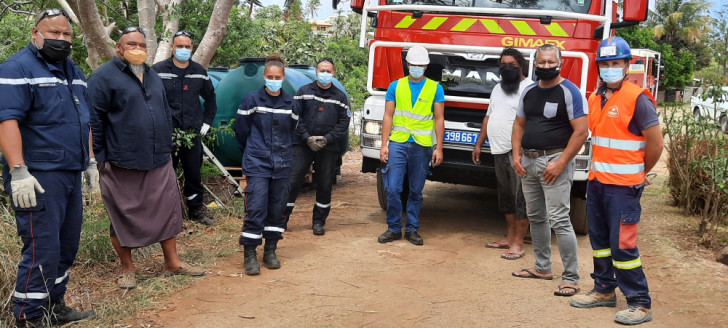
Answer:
[{"left": 393, "top": 16, "right": 570, "bottom": 37}]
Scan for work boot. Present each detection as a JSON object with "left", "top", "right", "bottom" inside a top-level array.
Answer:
[
  {"left": 570, "top": 290, "right": 617, "bottom": 308},
  {"left": 615, "top": 305, "right": 653, "bottom": 325},
  {"left": 243, "top": 245, "right": 260, "bottom": 275},
  {"left": 263, "top": 240, "right": 281, "bottom": 269},
  {"left": 15, "top": 317, "right": 49, "bottom": 328},
  {"left": 189, "top": 206, "right": 216, "bottom": 226},
  {"left": 312, "top": 222, "right": 325, "bottom": 236},
  {"left": 404, "top": 231, "right": 424, "bottom": 245},
  {"left": 50, "top": 299, "right": 95, "bottom": 324},
  {"left": 378, "top": 230, "right": 402, "bottom": 243}
]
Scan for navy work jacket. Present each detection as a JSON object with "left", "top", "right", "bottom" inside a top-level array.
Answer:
[
  {"left": 87, "top": 57, "right": 173, "bottom": 170},
  {"left": 293, "top": 82, "right": 350, "bottom": 152},
  {"left": 151, "top": 57, "right": 217, "bottom": 130},
  {"left": 0, "top": 43, "right": 90, "bottom": 171},
  {"left": 234, "top": 87, "right": 300, "bottom": 179}
]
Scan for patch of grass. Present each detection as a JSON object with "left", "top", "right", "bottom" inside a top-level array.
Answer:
[{"left": 0, "top": 179, "right": 244, "bottom": 326}]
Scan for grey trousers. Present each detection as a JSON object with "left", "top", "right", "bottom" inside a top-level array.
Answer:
[{"left": 520, "top": 152, "right": 579, "bottom": 284}]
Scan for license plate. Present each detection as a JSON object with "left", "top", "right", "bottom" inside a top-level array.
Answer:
[{"left": 444, "top": 130, "right": 485, "bottom": 145}]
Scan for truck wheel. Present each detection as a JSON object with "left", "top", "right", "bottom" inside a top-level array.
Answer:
[
  {"left": 375, "top": 169, "right": 408, "bottom": 211},
  {"left": 570, "top": 196, "right": 589, "bottom": 235},
  {"left": 721, "top": 115, "right": 728, "bottom": 133}
]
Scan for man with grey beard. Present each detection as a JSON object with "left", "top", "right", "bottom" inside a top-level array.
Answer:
[{"left": 86, "top": 27, "right": 205, "bottom": 290}]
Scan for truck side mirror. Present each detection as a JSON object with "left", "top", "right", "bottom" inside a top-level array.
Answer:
[{"left": 623, "top": 0, "right": 649, "bottom": 21}]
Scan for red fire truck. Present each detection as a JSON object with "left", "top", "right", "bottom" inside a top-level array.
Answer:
[{"left": 344, "top": 0, "right": 650, "bottom": 234}]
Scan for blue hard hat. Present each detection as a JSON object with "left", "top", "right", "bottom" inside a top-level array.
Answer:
[{"left": 596, "top": 36, "right": 632, "bottom": 61}]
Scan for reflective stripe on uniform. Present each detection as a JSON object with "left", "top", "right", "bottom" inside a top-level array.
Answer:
[
  {"left": 237, "top": 106, "right": 297, "bottom": 120},
  {"left": 264, "top": 226, "right": 285, "bottom": 233},
  {"left": 392, "top": 125, "right": 433, "bottom": 136},
  {"left": 293, "top": 94, "right": 350, "bottom": 110},
  {"left": 71, "top": 80, "right": 87, "bottom": 87},
  {"left": 14, "top": 291, "right": 48, "bottom": 300},
  {"left": 315, "top": 202, "right": 331, "bottom": 208},
  {"left": 593, "top": 248, "right": 611, "bottom": 258},
  {"left": 0, "top": 77, "right": 67, "bottom": 85},
  {"left": 592, "top": 136, "right": 646, "bottom": 151},
  {"left": 592, "top": 162, "right": 645, "bottom": 175},
  {"left": 393, "top": 110, "right": 433, "bottom": 121},
  {"left": 54, "top": 272, "right": 68, "bottom": 284},
  {"left": 613, "top": 257, "right": 642, "bottom": 270},
  {"left": 241, "top": 232, "right": 262, "bottom": 239},
  {"left": 157, "top": 73, "right": 178, "bottom": 79},
  {"left": 184, "top": 74, "right": 210, "bottom": 80},
  {"left": 186, "top": 194, "right": 198, "bottom": 200},
  {"left": 286, "top": 202, "right": 295, "bottom": 207}
]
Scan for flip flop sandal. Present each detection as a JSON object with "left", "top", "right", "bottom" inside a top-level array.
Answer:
[
  {"left": 485, "top": 241, "right": 509, "bottom": 249},
  {"left": 501, "top": 251, "right": 525, "bottom": 260},
  {"left": 118, "top": 272, "right": 137, "bottom": 289},
  {"left": 554, "top": 285, "right": 581, "bottom": 297},
  {"left": 511, "top": 268, "right": 554, "bottom": 280}
]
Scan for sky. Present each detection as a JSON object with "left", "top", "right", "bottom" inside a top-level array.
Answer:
[{"left": 263, "top": 0, "right": 351, "bottom": 20}]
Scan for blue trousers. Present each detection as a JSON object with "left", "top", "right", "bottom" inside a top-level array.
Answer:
[
  {"left": 239, "top": 176, "right": 289, "bottom": 246},
  {"left": 2, "top": 168, "right": 83, "bottom": 320},
  {"left": 587, "top": 179, "right": 651, "bottom": 308},
  {"left": 383, "top": 141, "right": 431, "bottom": 232}
]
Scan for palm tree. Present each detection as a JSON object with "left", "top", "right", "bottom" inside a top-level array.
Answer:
[
  {"left": 304, "top": 0, "right": 321, "bottom": 19},
  {"left": 650, "top": 0, "right": 712, "bottom": 45},
  {"left": 283, "top": 0, "right": 303, "bottom": 21},
  {"left": 242, "top": 0, "right": 263, "bottom": 18}
]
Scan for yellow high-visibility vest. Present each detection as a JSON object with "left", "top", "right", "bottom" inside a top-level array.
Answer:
[{"left": 390, "top": 77, "right": 437, "bottom": 147}]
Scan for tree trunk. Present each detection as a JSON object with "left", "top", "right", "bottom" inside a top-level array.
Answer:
[
  {"left": 72, "top": 0, "right": 116, "bottom": 69},
  {"left": 192, "top": 0, "right": 235, "bottom": 68},
  {"left": 153, "top": 0, "right": 185, "bottom": 64},
  {"left": 137, "top": 0, "right": 158, "bottom": 64}
]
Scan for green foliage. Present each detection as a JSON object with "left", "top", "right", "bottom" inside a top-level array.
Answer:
[
  {"left": 649, "top": 0, "right": 713, "bottom": 70},
  {"left": 663, "top": 104, "right": 728, "bottom": 247},
  {"left": 172, "top": 128, "right": 197, "bottom": 155}
]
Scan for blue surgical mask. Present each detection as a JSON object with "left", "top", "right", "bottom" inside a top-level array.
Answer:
[
  {"left": 599, "top": 67, "right": 625, "bottom": 83},
  {"left": 409, "top": 66, "right": 425, "bottom": 79},
  {"left": 317, "top": 72, "right": 333, "bottom": 86},
  {"left": 174, "top": 48, "right": 191, "bottom": 62},
  {"left": 265, "top": 79, "right": 283, "bottom": 93}
]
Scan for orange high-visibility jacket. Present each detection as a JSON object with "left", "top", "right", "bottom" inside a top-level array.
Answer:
[{"left": 588, "top": 81, "right": 656, "bottom": 186}]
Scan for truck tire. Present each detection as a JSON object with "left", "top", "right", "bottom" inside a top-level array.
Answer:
[
  {"left": 376, "top": 169, "right": 408, "bottom": 211},
  {"left": 570, "top": 196, "right": 589, "bottom": 235}
]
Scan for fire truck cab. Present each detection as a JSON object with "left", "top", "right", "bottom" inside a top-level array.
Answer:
[{"left": 346, "top": 0, "right": 650, "bottom": 234}]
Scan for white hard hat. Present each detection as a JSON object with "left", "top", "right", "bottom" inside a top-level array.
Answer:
[{"left": 406, "top": 45, "right": 430, "bottom": 65}]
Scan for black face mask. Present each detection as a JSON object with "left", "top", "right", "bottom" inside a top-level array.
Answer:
[
  {"left": 37, "top": 32, "right": 72, "bottom": 63},
  {"left": 499, "top": 65, "right": 520, "bottom": 83},
  {"left": 534, "top": 66, "right": 561, "bottom": 81}
]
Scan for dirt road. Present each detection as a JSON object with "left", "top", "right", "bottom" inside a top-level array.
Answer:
[{"left": 136, "top": 154, "right": 728, "bottom": 327}]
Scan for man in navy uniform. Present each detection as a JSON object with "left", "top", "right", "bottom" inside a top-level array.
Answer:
[{"left": 0, "top": 9, "right": 96, "bottom": 327}]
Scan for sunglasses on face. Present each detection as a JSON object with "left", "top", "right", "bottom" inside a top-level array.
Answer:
[
  {"left": 35, "top": 9, "right": 71, "bottom": 26},
  {"left": 121, "top": 26, "right": 146, "bottom": 37}
]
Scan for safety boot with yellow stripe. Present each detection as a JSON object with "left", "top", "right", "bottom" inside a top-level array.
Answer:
[{"left": 569, "top": 289, "right": 617, "bottom": 308}]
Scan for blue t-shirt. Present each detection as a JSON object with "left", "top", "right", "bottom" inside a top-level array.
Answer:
[{"left": 385, "top": 79, "right": 445, "bottom": 142}]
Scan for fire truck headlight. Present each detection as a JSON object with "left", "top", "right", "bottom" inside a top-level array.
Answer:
[{"left": 364, "top": 121, "right": 382, "bottom": 135}]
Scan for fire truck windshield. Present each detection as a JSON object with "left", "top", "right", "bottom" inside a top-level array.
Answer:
[{"left": 385, "top": 0, "right": 592, "bottom": 14}]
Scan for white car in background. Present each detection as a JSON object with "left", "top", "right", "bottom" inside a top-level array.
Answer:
[{"left": 690, "top": 86, "right": 728, "bottom": 133}]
